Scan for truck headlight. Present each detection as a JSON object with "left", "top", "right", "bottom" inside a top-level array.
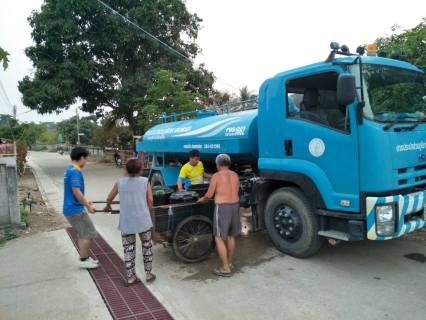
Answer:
[
  {"left": 375, "top": 204, "right": 396, "bottom": 236},
  {"left": 376, "top": 205, "right": 394, "bottom": 222}
]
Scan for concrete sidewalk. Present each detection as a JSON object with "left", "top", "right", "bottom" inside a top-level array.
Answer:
[
  {"left": 0, "top": 158, "right": 112, "bottom": 320},
  {"left": 0, "top": 230, "right": 111, "bottom": 320}
]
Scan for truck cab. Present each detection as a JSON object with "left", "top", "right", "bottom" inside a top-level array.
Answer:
[{"left": 255, "top": 44, "right": 426, "bottom": 256}]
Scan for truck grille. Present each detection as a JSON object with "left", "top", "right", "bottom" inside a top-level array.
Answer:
[{"left": 398, "top": 165, "right": 426, "bottom": 186}]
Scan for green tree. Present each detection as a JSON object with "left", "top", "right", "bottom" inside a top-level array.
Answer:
[
  {"left": 18, "top": 0, "right": 214, "bottom": 134},
  {"left": 0, "top": 119, "right": 28, "bottom": 142},
  {"left": 0, "top": 119, "right": 28, "bottom": 171},
  {"left": 25, "top": 122, "right": 47, "bottom": 146},
  {"left": 239, "top": 85, "right": 258, "bottom": 101},
  {"left": 0, "top": 46, "right": 9, "bottom": 70},
  {"left": 91, "top": 125, "right": 133, "bottom": 149},
  {"left": 57, "top": 115, "right": 98, "bottom": 145},
  {"left": 138, "top": 70, "right": 204, "bottom": 130},
  {"left": 375, "top": 18, "right": 426, "bottom": 66},
  {"left": 368, "top": 18, "right": 426, "bottom": 113},
  {"left": 38, "top": 131, "right": 57, "bottom": 145},
  {"left": 40, "top": 122, "right": 58, "bottom": 132},
  {"left": 0, "top": 114, "right": 12, "bottom": 127}
]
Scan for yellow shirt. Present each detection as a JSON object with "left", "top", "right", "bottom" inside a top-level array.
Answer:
[{"left": 178, "top": 161, "right": 204, "bottom": 189}]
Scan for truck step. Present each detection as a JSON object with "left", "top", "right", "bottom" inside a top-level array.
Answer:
[{"left": 318, "top": 230, "right": 350, "bottom": 241}]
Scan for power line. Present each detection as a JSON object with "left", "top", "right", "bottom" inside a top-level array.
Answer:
[
  {"left": 17, "top": 109, "right": 34, "bottom": 116},
  {"left": 93, "top": 0, "right": 241, "bottom": 92},
  {"left": 0, "top": 79, "right": 13, "bottom": 111},
  {"left": 214, "top": 78, "right": 240, "bottom": 92},
  {"left": 0, "top": 91, "right": 12, "bottom": 109},
  {"left": 0, "top": 98, "right": 12, "bottom": 115},
  {"left": 93, "top": 0, "right": 192, "bottom": 65},
  {"left": 0, "top": 96, "right": 13, "bottom": 114}
]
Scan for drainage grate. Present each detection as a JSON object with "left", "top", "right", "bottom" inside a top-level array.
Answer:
[{"left": 66, "top": 227, "right": 173, "bottom": 320}]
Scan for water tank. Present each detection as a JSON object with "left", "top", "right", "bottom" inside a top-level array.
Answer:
[{"left": 137, "top": 109, "right": 259, "bottom": 167}]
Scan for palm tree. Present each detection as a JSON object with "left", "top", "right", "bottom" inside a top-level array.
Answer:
[{"left": 239, "top": 86, "right": 258, "bottom": 101}]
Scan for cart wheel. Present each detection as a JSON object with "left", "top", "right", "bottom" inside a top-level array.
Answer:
[{"left": 172, "top": 215, "right": 216, "bottom": 263}]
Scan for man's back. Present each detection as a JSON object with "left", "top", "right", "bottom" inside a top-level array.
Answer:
[{"left": 212, "top": 169, "right": 239, "bottom": 204}]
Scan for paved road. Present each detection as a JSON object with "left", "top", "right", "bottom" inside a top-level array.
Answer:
[{"left": 28, "top": 151, "right": 426, "bottom": 320}]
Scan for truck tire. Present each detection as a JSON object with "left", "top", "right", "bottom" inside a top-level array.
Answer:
[
  {"left": 264, "top": 187, "right": 323, "bottom": 258},
  {"left": 151, "top": 172, "right": 165, "bottom": 188},
  {"left": 172, "top": 215, "right": 215, "bottom": 263}
]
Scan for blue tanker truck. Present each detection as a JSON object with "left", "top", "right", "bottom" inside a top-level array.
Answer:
[{"left": 136, "top": 43, "right": 426, "bottom": 258}]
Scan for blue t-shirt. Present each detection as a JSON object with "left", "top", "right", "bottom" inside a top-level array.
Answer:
[{"left": 63, "top": 164, "right": 85, "bottom": 216}]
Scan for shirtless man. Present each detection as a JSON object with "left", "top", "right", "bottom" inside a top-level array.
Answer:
[{"left": 198, "top": 154, "right": 241, "bottom": 277}]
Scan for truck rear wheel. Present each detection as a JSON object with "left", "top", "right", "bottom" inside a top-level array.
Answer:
[
  {"left": 265, "top": 187, "right": 323, "bottom": 258},
  {"left": 151, "top": 172, "right": 165, "bottom": 188}
]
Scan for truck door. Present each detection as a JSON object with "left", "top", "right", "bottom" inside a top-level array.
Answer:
[{"left": 283, "top": 70, "right": 361, "bottom": 212}]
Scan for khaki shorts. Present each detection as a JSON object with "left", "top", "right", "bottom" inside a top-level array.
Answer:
[{"left": 65, "top": 211, "right": 98, "bottom": 240}]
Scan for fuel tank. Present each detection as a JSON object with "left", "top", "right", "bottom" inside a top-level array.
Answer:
[{"left": 137, "top": 109, "right": 259, "bottom": 167}]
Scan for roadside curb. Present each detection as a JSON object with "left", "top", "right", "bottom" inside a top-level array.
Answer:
[{"left": 27, "top": 158, "right": 63, "bottom": 213}]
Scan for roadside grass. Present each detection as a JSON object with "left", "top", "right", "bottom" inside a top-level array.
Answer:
[
  {"left": 0, "top": 230, "right": 18, "bottom": 245},
  {"left": 98, "top": 155, "right": 112, "bottom": 163},
  {"left": 0, "top": 204, "right": 31, "bottom": 246},
  {"left": 21, "top": 207, "right": 30, "bottom": 227},
  {"left": 32, "top": 145, "right": 47, "bottom": 151}
]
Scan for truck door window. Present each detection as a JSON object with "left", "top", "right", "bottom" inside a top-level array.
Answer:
[{"left": 286, "top": 71, "right": 350, "bottom": 132}]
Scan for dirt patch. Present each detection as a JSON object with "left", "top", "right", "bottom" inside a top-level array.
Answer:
[{"left": 0, "top": 170, "right": 69, "bottom": 244}]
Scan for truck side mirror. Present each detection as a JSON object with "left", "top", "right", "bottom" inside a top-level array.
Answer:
[{"left": 337, "top": 74, "right": 356, "bottom": 105}]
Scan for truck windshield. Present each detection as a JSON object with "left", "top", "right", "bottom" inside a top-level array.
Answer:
[{"left": 353, "top": 64, "right": 426, "bottom": 123}]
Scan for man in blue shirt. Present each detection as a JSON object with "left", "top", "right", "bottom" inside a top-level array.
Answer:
[{"left": 63, "top": 147, "right": 98, "bottom": 269}]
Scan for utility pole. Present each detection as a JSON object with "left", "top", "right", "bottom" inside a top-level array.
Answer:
[
  {"left": 76, "top": 109, "right": 80, "bottom": 145},
  {"left": 13, "top": 105, "right": 17, "bottom": 156}
]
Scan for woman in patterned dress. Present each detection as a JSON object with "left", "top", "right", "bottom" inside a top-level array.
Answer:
[{"left": 104, "top": 159, "right": 156, "bottom": 285}]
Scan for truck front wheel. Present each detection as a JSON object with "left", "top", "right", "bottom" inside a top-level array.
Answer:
[
  {"left": 151, "top": 172, "right": 165, "bottom": 188},
  {"left": 265, "top": 187, "right": 323, "bottom": 258}
]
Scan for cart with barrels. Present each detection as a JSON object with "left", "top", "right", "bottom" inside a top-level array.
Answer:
[
  {"left": 151, "top": 185, "right": 216, "bottom": 263},
  {"left": 96, "top": 184, "right": 216, "bottom": 263}
]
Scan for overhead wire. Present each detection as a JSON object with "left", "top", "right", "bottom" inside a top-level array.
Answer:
[
  {"left": 0, "top": 96, "right": 12, "bottom": 114},
  {"left": 17, "top": 110, "right": 34, "bottom": 116},
  {"left": 0, "top": 80, "right": 13, "bottom": 113},
  {"left": 92, "top": 0, "right": 241, "bottom": 94},
  {"left": 93, "top": 0, "right": 192, "bottom": 65}
]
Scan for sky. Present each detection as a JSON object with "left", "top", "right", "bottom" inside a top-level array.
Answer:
[{"left": 0, "top": 0, "right": 425, "bottom": 124}]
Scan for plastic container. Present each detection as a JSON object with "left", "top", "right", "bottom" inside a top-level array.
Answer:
[
  {"left": 152, "top": 187, "right": 174, "bottom": 206},
  {"left": 169, "top": 191, "right": 199, "bottom": 203},
  {"left": 187, "top": 184, "right": 210, "bottom": 197}
]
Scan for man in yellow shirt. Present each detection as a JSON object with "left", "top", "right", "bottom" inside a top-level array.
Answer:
[{"left": 177, "top": 150, "right": 212, "bottom": 191}]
